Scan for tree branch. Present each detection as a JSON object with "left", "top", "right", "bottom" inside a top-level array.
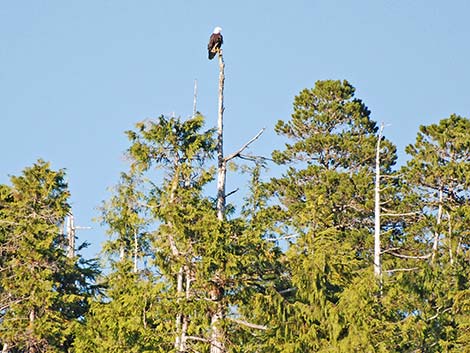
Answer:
[
  {"left": 238, "top": 154, "right": 273, "bottom": 163},
  {"left": 278, "top": 287, "right": 296, "bottom": 295},
  {"left": 382, "top": 211, "right": 421, "bottom": 217},
  {"left": 265, "top": 234, "right": 298, "bottom": 241},
  {"left": 224, "top": 128, "right": 265, "bottom": 162},
  {"left": 389, "top": 252, "right": 432, "bottom": 260},
  {"left": 226, "top": 188, "right": 239, "bottom": 198},
  {"left": 385, "top": 267, "right": 419, "bottom": 273},
  {"left": 426, "top": 307, "right": 452, "bottom": 322},
  {"left": 186, "top": 335, "right": 211, "bottom": 343},
  {"left": 380, "top": 247, "right": 400, "bottom": 254},
  {"left": 228, "top": 317, "right": 267, "bottom": 330}
]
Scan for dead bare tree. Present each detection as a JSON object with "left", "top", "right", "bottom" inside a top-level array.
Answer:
[{"left": 374, "top": 123, "right": 384, "bottom": 282}]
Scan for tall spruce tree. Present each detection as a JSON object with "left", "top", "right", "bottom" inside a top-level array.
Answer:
[
  {"left": 0, "top": 160, "right": 99, "bottom": 353},
  {"left": 74, "top": 115, "right": 216, "bottom": 352},
  {"left": 76, "top": 114, "right": 281, "bottom": 352},
  {"left": 72, "top": 168, "right": 167, "bottom": 352},
  {"left": 256, "top": 80, "right": 398, "bottom": 352}
]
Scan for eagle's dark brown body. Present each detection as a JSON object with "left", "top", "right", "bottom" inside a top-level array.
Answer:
[{"left": 208, "top": 32, "right": 223, "bottom": 60}]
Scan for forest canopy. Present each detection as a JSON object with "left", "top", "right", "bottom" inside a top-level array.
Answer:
[{"left": 1, "top": 80, "right": 469, "bottom": 353}]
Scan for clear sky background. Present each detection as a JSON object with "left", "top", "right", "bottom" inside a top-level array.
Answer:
[{"left": 2, "top": 1, "right": 469, "bottom": 258}]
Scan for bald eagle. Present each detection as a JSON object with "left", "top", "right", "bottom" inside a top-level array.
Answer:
[{"left": 208, "top": 27, "right": 223, "bottom": 60}]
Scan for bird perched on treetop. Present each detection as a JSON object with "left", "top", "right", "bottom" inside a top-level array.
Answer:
[{"left": 208, "top": 26, "right": 223, "bottom": 60}]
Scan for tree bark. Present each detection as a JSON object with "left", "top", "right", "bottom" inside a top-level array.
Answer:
[
  {"left": 216, "top": 52, "right": 226, "bottom": 222},
  {"left": 175, "top": 267, "right": 184, "bottom": 351},
  {"left": 133, "top": 229, "right": 138, "bottom": 273},
  {"left": 431, "top": 187, "right": 443, "bottom": 263},
  {"left": 212, "top": 50, "right": 226, "bottom": 353},
  {"left": 374, "top": 123, "right": 384, "bottom": 282},
  {"left": 66, "top": 213, "right": 75, "bottom": 258},
  {"left": 193, "top": 79, "right": 198, "bottom": 118}
]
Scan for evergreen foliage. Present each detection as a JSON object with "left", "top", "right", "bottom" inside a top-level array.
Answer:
[
  {"left": 395, "top": 114, "right": 470, "bottom": 352},
  {"left": 2, "top": 82, "right": 470, "bottom": 352},
  {"left": 255, "top": 80, "right": 397, "bottom": 351},
  {"left": 0, "top": 160, "right": 99, "bottom": 353}
]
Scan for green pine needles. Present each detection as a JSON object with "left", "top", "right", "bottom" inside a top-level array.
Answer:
[{"left": 1, "top": 82, "right": 469, "bottom": 352}]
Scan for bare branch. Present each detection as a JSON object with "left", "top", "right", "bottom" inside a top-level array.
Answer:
[
  {"left": 426, "top": 307, "right": 452, "bottom": 322},
  {"left": 265, "top": 234, "right": 298, "bottom": 241},
  {"left": 380, "top": 247, "right": 400, "bottom": 254},
  {"left": 226, "top": 188, "right": 239, "bottom": 198},
  {"left": 381, "top": 173, "right": 404, "bottom": 179},
  {"left": 385, "top": 267, "right": 419, "bottom": 274},
  {"left": 382, "top": 211, "right": 421, "bottom": 217},
  {"left": 278, "top": 287, "right": 296, "bottom": 295},
  {"left": 379, "top": 199, "right": 394, "bottom": 206},
  {"left": 225, "top": 128, "right": 265, "bottom": 162},
  {"left": 186, "top": 336, "right": 210, "bottom": 343},
  {"left": 238, "top": 154, "right": 273, "bottom": 162},
  {"left": 228, "top": 317, "right": 267, "bottom": 330},
  {"left": 389, "top": 252, "right": 432, "bottom": 260}
]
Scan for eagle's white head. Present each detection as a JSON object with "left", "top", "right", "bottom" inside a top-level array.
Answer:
[{"left": 213, "top": 26, "right": 222, "bottom": 34}]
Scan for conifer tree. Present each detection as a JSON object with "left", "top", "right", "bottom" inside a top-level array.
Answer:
[
  {"left": 395, "top": 115, "right": 470, "bottom": 352},
  {"left": 0, "top": 160, "right": 98, "bottom": 353},
  {"left": 77, "top": 114, "right": 281, "bottom": 352},
  {"left": 72, "top": 167, "right": 166, "bottom": 352},
  {"left": 259, "top": 80, "right": 398, "bottom": 351},
  {"left": 74, "top": 115, "right": 216, "bottom": 351}
]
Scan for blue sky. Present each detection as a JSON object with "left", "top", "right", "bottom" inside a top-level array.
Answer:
[{"left": 2, "top": 1, "right": 469, "bottom": 258}]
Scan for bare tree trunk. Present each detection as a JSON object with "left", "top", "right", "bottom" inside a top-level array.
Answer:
[
  {"left": 193, "top": 79, "right": 198, "bottom": 118},
  {"left": 175, "top": 268, "right": 191, "bottom": 353},
  {"left": 180, "top": 266, "right": 191, "bottom": 350},
  {"left": 374, "top": 123, "right": 384, "bottom": 282},
  {"left": 210, "top": 300, "right": 225, "bottom": 353},
  {"left": 175, "top": 267, "right": 184, "bottom": 351},
  {"left": 66, "top": 212, "right": 90, "bottom": 259},
  {"left": 431, "top": 187, "right": 443, "bottom": 263},
  {"left": 133, "top": 228, "right": 138, "bottom": 273},
  {"left": 66, "top": 213, "right": 75, "bottom": 258},
  {"left": 216, "top": 52, "right": 226, "bottom": 221},
  {"left": 211, "top": 50, "right": 226, "bottom": 353},
  {"left": 167, "top": 177, "right": 187, "bottom": 353},
  {"left": 28, "top": 309, "right": 36, "bottom": 353},
  {"left": 447, "top": 211, "right": 453, "bottom": 265},
  {"left": 2, "top": 343, "right": 8, "bottom": 353}
]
